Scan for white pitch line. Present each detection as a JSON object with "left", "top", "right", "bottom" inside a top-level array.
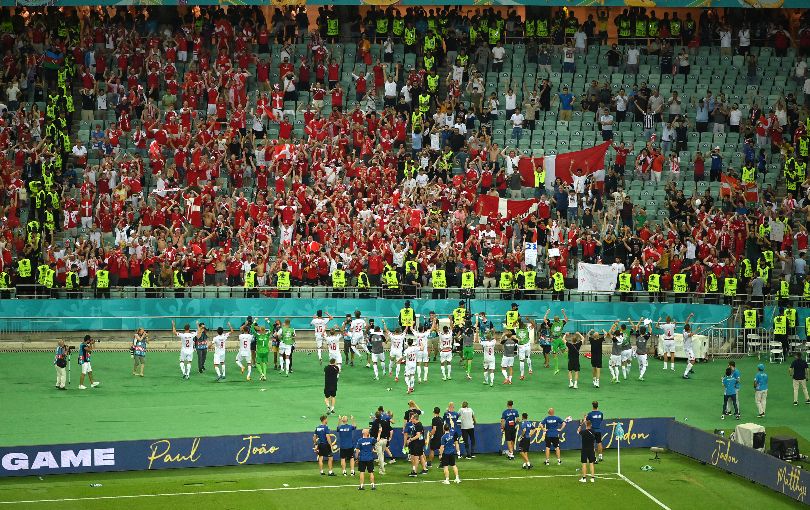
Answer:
[
  {"left": 0, "top": 473, "right": 619, "bottom": 505},
  {"left": 618, "top": 473, "right": 671, "bottom": 510}
]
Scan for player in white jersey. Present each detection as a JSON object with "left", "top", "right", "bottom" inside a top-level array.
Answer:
[
  {"left": 172, "top": 320, "right": 197, "bottom": 380},
  {"left": 211, "top": 323, "right": 235, "bottom": 382},
  {"left": 236, "top": 325, "right": 254, "bottom": 381},
  {"left": 414, "top": 323, "right": 432, "bottom": 383},
  {"left": 400, "top": 339, "right": 420, "bottom": 393},
  {"left": 656, "top": 315, "right": 678, "bottom": 371},
  {"left": 438, "top": 326, "right": 454, "bottom": 381},
  {"left": 480, "top": 331, "right": 497, "bottom": 387},
  {"left": 681, "top": 313, "right": 703, "bottom": 379},
  {"left": 325, "top": 328, "right": 343, "bottom": 367},
  {"left": 383, "top": 319, "right": 406, "bottom": 381},
  {"left": 349, "top": 310, "right": 369, "bottom": 367},
  {"left": 311, "top": 310, "right": 333, "bottom": 365}
]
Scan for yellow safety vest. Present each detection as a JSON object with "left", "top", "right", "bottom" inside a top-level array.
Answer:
[
  {"left": 804, "top": 280, "right": 810, "bottom": 298},
  {"left": 779, "top": 280, "right": 790, "bottom": 298},
  {"left": 419, "top": 94, "right": 430, "bottom": 113},
  {"left": 44, "top": 269, "right": 55, "bottom": 289},
  {"left": 17, "top": 258, "right": 31, "bottom": 277},
  {"left": 326, "top": 18, "right": 339, "bottom": 36},
  {"left": 461, "top": 271, "right": 475, "bottom": 289},
  {"left": 453, "top": 307, "right": 466, "bottom": 327},
  {"left": 65, "top": 271, "right": 77, "bottom": 290},
  {"left": 505, "top": 310, "right": 520, "bottom": 330},
  {"left": 785, "top": 308, "right": 797, "bottom": 328},
  {"left": 741, "top": 166, "right": 755, "bottom": 184},
  {"left": 536, "top": 19, "right": 548, "bottom": 37},
  {"left": 673, "top": 273, "right": 687, "bottom": 293},
  {"left": 276, "top": 271, "right": 291, "bottom": 291},
  {"left": 331, "top": 269, "right": 346, "bottom": 288},
  {"left": 523, "top": 270, "right": 536, "bottom": 290},
  {"left": 405, "top": 260, "right": 418, "bottom": 275},
  {"left": 404, "top": 27, "right": 416, "bottom": 46},
  {"left": 618, "top": 272, "right": 631, "bottom": 292},
  {"left": 245, "top": 270, "right": 256, "bottom": 288},
  {"left": 400, "top": 308, "right": 414, "bottom": 327},
  {"left": 426, "top": 74, "right": 439, "bottom": 92},
  {"left": 96, "top": 270, "right": 109, "bottom": 289},
  {"left": 534, "top": 168, "right": 546, "bottom": 188},
  {"left": 385, "top": 269, "right": 399, "bottom": 289},
  {"left": 552, "top": 272, "right": 565, "bottom": 292},
  {"left": 357, "top": 272, "right": 369, "bottom": 289},
  {"left": 723, "top": 277, "right": 737, "bottom": 296},
  {"left": 499, "top": 271, "right": 514, "bottom": 290},
  {"left": 743, "top": 309, "right": 757, "bottom": 329},
  {"left": 705, "top": 273, "right": 718, "bottom": 293},
  {"left": 774, "top": 315, "right": 787, "bottom": 335},
  {"left": 173, "top": 270, "right": 184, "bottom": 288},
  {"left": 647, "top": 274, "right": 660, "bottom": 292},
  {"left": 432, "top": 269, "right": 447, "bottom": 289},
  {"left": 36, "top": 264, "right": 48, "bottom": 285},
  {"left": 0, "top": 271, "right": 8, "bottom": 288},
  {"left": 741, "top": 259, "right": 753, "bottom": 278},
  {"left": 488, "top": 27, "right": 500, "bottom": 45}
]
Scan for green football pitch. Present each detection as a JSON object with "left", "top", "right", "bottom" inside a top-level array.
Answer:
[{"left": 0, "top": 352, "right": 808, "bottom": 508}]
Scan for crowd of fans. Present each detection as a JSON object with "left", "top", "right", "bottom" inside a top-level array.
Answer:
[{"left": 0, "top": 6, "right": 809, "bottom": 303}]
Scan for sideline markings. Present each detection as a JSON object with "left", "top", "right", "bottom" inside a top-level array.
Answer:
[
  {"left": 0, "top": 473, "right": 620, "bottom": 505},
  {"left": 618, "top": 473, "right": 671, "bottom": 510}
]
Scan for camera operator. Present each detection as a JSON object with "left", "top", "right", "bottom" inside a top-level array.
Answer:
[
  {"left": 78, "top": 335, "right": 100, "bottom": 390},
  {"left": 54, "top": 340, "right": 68, "bottom": 390},
  {"left": 132, "top": 328, "right": 148, "bottom": 377}
]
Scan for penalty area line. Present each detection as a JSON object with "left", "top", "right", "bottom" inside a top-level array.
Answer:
[
  {"left": 618, "top": 473, "right": 671, "bottom": 510},
  {"left": 0, "top": 473, "right": 619, "bottom": 505}
]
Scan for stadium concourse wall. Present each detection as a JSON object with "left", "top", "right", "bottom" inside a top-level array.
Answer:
[
  {"left": 2, "top": 418, "right": 808, "bottom": 504},
  {"left": 0, "top": 299, "right": 732, "bottom": 333}
]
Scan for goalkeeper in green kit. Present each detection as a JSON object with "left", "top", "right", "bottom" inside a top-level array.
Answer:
[
  {"left": 255, "top": 319, "right": 273, "bottom": 381},
  {"left": 543, "top": 308, "right": 568, "bottom": 375}
]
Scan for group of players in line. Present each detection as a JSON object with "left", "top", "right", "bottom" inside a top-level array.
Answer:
[{"left": 167, "top": 301, "right": 705, "bottom": 393}]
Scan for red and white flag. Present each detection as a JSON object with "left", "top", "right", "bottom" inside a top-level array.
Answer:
[
  {"left": 477, "top": 194, "right": 539, "bottom": 220},
  {"left": 517, "top": 141, "right": 611, "bottom": 189},
  {"left": 720, "top": 174, "right": 758, "bottom": 202}
]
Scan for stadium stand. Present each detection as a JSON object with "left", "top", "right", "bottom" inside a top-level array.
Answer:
[{"left": 0, "top": 6, "right": 809, "bottom": 304}]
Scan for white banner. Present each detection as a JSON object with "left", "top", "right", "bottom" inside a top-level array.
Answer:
[
  {"left": 524, "top": 242, "right": 537, "bottom": 267},
  {"left": 577, "top": 262, "right": 619, "bottom": 292}
]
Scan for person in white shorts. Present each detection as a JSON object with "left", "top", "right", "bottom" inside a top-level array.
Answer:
[
  {"left": 173, "top": 320, "right": 197, "bottom": 380},
  {"left": 481, "top": 331, "right": 497, "bottom": 387},
  {"left": 500, "top": 331, "right": 517, "bottom": 384},
  {"left": 349, "top": 311, "right": 368, "bottom": 367},
  {"left": 311, "top": 310, "right": 333, "bottom": 365},
  {"left": 211, "top": 323, "right": 234, "bottom": 382},
  {"left": 439, "top": 326, "right": 454, "bottom": 381},
  {"left": 619, "top": 323, "right": 633, "bottom": 380},
  {"left": 236, "top": 325, "right": 254, "bottom": 381},
  {"left": 325, "top": 328, "right": 343, "bottom": 368},
  {"left": 414, "top": 323, "right": 432, "bottom": 382},
  {"left": 77, "top": 335, "right": 100, "bottom": 389},
  {"left": 681, "top": 313, "right": 702, "bottom": 380},
  {"left": 383, "top": 319, "right": 405, "bottom": 382},
  {"left": 401, "top": 338, "right": 419, "bottom": 394},
  {"left": 656, "top": 316, "right": 678, "bottom": 371},
  {"left": 628, "top": 317, "right": 651, "bottom": 381},
  {"left": 515, "top": 319, "right": 535, "bottom": 380},
  {"left": 276, "top": 318, "right": 296, "bottom": 376}
]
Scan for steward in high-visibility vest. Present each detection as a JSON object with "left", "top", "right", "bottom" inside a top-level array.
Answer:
[
  {"left": 418, "top": 93, "right": 431, "bottom": 113},
  {"left": 647, "top": 273, "right": 660, "bottom": 292},
  {"left": 432, "top": 269, "right": 447, "bottom": 289},
  {"left": 741, "top": 164, "right": 756, "bottom": 184},
  {"left": 804, "top": 280, "right": 810, "bottom": 300},
  {"left": 405, "top": 260, "right": 418, "bottom": 277},
  {"left": 740, "top": 258, "right": 753, "bottom": 278},
  {"left": 536, "top": 18, "right": 549, "bottom": 38},
  {"left": 774, "top": 313, "right": 787, "bottom": 336},
  {"left": 37, "top": 263, "right": 49, "bottom": 285},
  {"left": 723, "top": 277, "right": 737, "bottom": 297},
  {"left": 392, "top": 18, "right": 404, "bottom": 37},
  {"left": 375, "top": 17, "right": 389, "bottom": 36},
  {"left": 331, "top": 269, "right": 346, "bottom": 288},
  {"left": 618, "top": 272, "right": 631, "bottom": 292},
  {"left": 673, "top": 273, "right": 687, "bottom": 293},
  {"left": 452, "top": 304, "right": 467, "bottom": 327},
  {"left": 404, "top": 26, "right": 417, "bottom": 47},
  {"left": 743, "top": 308, "right": 758, "bottom": 329},
  {"left": 96, "top": 267, "right": 110, "bottom": 298},
  {"left": 17, "top": 258, "right": 31, "bottom": 279},
  {"left": 399, "top": 304, "right": 415, "bottom": 328},
  {"left": 705, "top": 273, "right": 719, "bottom": 293},
  {"left": 499, "top": 270, "right": 514, "bottom": 290},
  {"left": 552, "top": 272, "right": 565, "bottom": 292},
  {"left": 244, "top": 270, "right": 256, "bottom": 288},
  {"left": 141, "top": 269, "right": 153, "bottom": 288},
  {"left": 505, "top": 306, "right": 520, "bottom": 330},
  {"left": 385, "top": 267, "right": 399, "bottom": 289},
  {"left": 488, "top": 26, "right": 501, "bottom": 45},
  {"left": 326, "top": 17, "right": 339, "bottom": 38},
  {"left": 461, "top": 270, "right": 475, "bottom": 289},
  {"left": 523, "top": 270, "right": 536, "bottom": 290},
  {"left": 65, "top": 270, "right": 78, "bottom": 290},
  {"left": 785, "top": 307, "right": 797, "bottom": 330},
  {"left": 356, "top": 271, "right": 370, "bottom": 295},
  {"left": 276, "top": 270, "right": 291, "bottom": 291},
  {"left": 0, "top": 271, "right": 10, "bottom": 289},
  {"left": 778, "top": 279, "right": 790, "bottom": 300}
]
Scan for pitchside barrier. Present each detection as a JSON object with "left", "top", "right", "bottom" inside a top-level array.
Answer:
[
  {"left": 666, "top": 420, "right": 810, "bottom": 505},
  {"left": 2, "top": 417, "right": 807, "bottom": 503},
  {"left": 0, "top": 298, "right": 732, "bottom": 333}
]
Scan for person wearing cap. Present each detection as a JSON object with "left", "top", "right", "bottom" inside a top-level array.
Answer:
[
  {"left": 753, "top": 363, "right": 768, "bottom": 418},
  {"left": 78, "top": 334, "right": 100, "bottom": 390}
]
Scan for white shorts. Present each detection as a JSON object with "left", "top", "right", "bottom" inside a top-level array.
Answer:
[
  {"left": 390, "top": 350, "right": 403, "bottom": 360},
  {"left": 329, "top": 351, "right": 342, "bottom": 364},
  {"left": 416, "top": 351, "right": 428, "bottom": 363},
  {"left": 636, "top": 353, "right": 648, "bottom": 365},
  {"left": 178, "top": 50, "right": 188, "bottom": 62},
  {"left": 663, "top": 339, "right": 676, "bottom": 353},
  {"left": 483, "top": 359, "right": 495, "bottom": 370},
  {"left": 81, "top": 362, "right": 92, "bottom": 374},
  {"left": 236, "top": 351, "right": 251, "bottom": 363},
  {"left": 405, "top": 363, "right": 416, "bottom": 377},
  {"left": 518, "top": 344, "right": 531, "bottom": 360},
  {"left": 501, "top": 356, "right": 515, "bottom": 368},
  {"left": 180, "top": 350, "right": 194, "bottom": 362},
  {"left": 279, "top": 343, "right": 292, "bottom": 356},
  {"left": 214, "top": 351, "right": 225, "bottom": 364},
  {"left": 315, "top": 335, "right": 325, "bottom": 348},
  {"left": 685, "top": 348, "right": 695, "bottom": 361},
  {"left": 371, "top": 352, "right": 386, "bottom": 363},
  {"left": 351, "top": 334, "right": 364, "bottom": 345},
  {"left": 440, "top": 351, "right": 453, "bottom": 363},
  {"left": 610, "top": 354, "right": 622, "bottom": 366},
  {"left": 621, "top": 349, "right": 633, "bottom": 362}
]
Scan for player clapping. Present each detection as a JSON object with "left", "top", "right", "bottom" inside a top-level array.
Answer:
[
  {"left": 383, "top": 320, "right": 405, "bottom": 382},
  {"left": 173, "top": 320, "right": 196, "bottom": 380},
  {"left": 480, "top": 331, "right": 497, "bottom": 387},
  {"left": 311, "top": 310, "right": 333, "bottom": 365},
  {"left": 438, "top": 325, "right": 454, "bottom": 380},
  {"left": 401, "top": 339, "right": 419, "bottom": 394},
  {"left": 211, "top": 323, "right": 234, "bottom": 382},
  {"left": 236, "top": 325, "right": 254, "bottom": 381}
]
